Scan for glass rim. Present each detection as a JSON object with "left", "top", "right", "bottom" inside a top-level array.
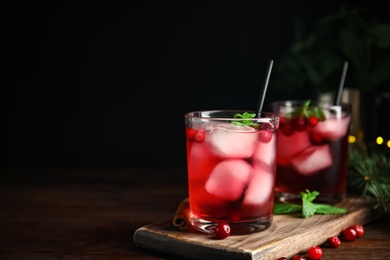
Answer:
[
  {"left": 185, "top": 110, "right": 279, "bottom": 120},
  {"left": 270, "top": 100, "right": 352, "bottom": 109}
]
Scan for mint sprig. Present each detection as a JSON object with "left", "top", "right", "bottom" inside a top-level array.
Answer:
[
  {"left": 288, "top": 100, "right": 326, "bottom": 121},
  {"left": 232, "top": 112, "right": 260, "bottom": 128},
  {"left": 273, "top": 190, "right": 348, "bottom": 218}
]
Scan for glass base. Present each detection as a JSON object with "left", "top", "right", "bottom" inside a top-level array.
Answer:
[
  {"left": 275, "top": 191, "right": 346, "bottom": 204},
  {"left": 190, "top": 215, "right": 273, "bottom": 235}
]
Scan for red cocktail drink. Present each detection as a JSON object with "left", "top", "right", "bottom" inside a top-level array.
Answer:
[
  {"left": 185, "top": 110, "right": 279, "bottom": 234},
  {"left": 271, "top": 101, "right": 351, "bottom": 203}
]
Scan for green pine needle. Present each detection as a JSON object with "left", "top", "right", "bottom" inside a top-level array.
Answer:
[{"left": 348, "top": 146, "right": 390, "bottom": 214}]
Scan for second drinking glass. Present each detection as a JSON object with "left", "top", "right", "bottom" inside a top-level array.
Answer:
[{"left": 271, "top": 100, "right": 352, "bottom": 204}]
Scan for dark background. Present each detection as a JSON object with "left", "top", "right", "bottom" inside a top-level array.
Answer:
[{"left": 2, "top": 1, "right": 389, "bottom": 169}]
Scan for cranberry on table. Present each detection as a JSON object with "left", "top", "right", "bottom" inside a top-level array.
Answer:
[
  {"left": 343, "top": 226, "right": 357, "bottom": 241},
  {"left": 292, "top": 255, "right": 306, "bottom": 260},
  {"left": 214, "top": 222, "right": 230, "bottom": 239},
  {"left": 307, "top": 245, "right": 322, "bottom": 260},
  {"left": 350, "top": 224, "right": 364, "bottom": 238},
  {"left": 327, "top": 236, "right": 341, "bottom": 248}
]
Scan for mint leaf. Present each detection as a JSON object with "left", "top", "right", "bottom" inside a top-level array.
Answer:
[
  {"left": 307, "top": 107, "right": 326, "bottom": 121},
  {"left": 287, "top": 100, "right": 326, "bottom": 121},
  {"left": 274, "top": 190, "right": 348, "bottom": 218},
  {"left": 302, "top": 196, "right": 317, "bottom": 218},
  {"left": 232, "top": 112, "right": 259, "bottom": 128},
  {"left": 234, "top": 112, "right": 256, "bottom": 119},
  {"left": 301, "top": 189, "right": 320, "bottom": 202},
  {"left": 273, "top": 203, "right": 301, "bottom": 214},
  {"left": 313, "top": 204, "right": 348, "bottom": 214}
]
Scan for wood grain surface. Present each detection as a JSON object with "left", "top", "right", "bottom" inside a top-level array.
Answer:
[
  {"left": 134, "top": 197, "right": 384, "bottom": 260},
  {"left": 1, "top": 168, "right": 389, "bottom": 259}
]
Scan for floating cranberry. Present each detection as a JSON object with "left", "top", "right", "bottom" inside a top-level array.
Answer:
[
  {"left": 350, "top": 224, "right": 364, "bottom": 238},
  {"left": 281, "top": 123, "right": 295, "bottom": 136},
  {"left": 258, "top": 130, "right": 272, "bottom": 143},
  {"left": 186, "top": 128, "right": 197, "bottom": 140},
  {"left": 327, "top": 236, "right": 341, "bottom": 248},
  {"left": 260, "top": 122, "right": 273, "bottom": 130},
  {"left": 291, "top": 117, "right": 307, "bottom": 132},
  {"left": 279, "top": 116, "right": 288, "bottom": 126},
  {"left": 307, "top": 245, "right": 322, "bottom": 260},
  {"left": 214, "top": 222, "right": 230, "bottom": 239},
  {"left": 309, "top": 131, "right": 323, "bottom": 145},
  {"left": 306, "top": 116, "right": 319, "bottom": 127},
  {"left": 194, "top": 131, "right": 205, "bottom": 142},
  {"left": 186, "top": 129, "right": 205, "bottom": 142},
  {"left": 343, "top": 226, "right": 357, "bottom": 241}
]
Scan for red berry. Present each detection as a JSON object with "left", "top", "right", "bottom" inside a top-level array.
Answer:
[
  {"left": 281, "top": 123, "right": 295, "bottom": 136},
  {"left": 306, "top": 116, "right": 319, "bottom": 127},
  {"left": 307, "top": 245, "right": 322, "bottom": 260},
  {"left": 327, "top": 236, "right": 341, "bottom": 248},
  {"left": 350, "top": 224, "right": 364, "bottom": 238},
  {"left": 258, "top": 130, "right": 272, "bottom": 143},
  {"left": 186, "top": 128, "right": 197, "bottom": 140},
  {"left": 291, "top": 117, "right": 307, "bottom": 132},
  {"left": 343, "top": 227, "right": 357, "bottom": 241},
  {"left": 260, "top": 122, "right": 273, "bottom": 130},
  {"left": 292, "top": 255, "right": 306, "bottom": 260},
  {"left": 186, "top": 129, "right": 205, "bottom": 142},
  {"left": 214, "top": 222, "right": 230, "bottom": 239},
  {"left": 279, "top": 116, "right": 288, "bottom": 126},
  {"left": 277, "top": 258, "right": 288, "bottom": 260},
  {"left": 309, "top": 131, "right": 323, "bottom": 145},
  {"left": 194, "top": 131, "right": 205, "bottom": 142}
]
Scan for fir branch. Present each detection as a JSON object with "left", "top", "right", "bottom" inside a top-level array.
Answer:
[{"left": 348, "top": 146, "right": 390, "bottom": 214}]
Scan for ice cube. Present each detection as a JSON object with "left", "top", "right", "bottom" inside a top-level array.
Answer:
[
  {"left": 243, "top": 162, "right": 274, "bottom": 205},
  {"left": 252, "top": 133, "right": 276, "bottom": 167},
  {"left": 291, "top": 144, "right": 333, "bottom": 176},
  {"left": 277, "top": 131, "right": 311, "bottom": 160},
  {"left": 315, "top": 116, "right": 351, "bottom": 141},
  {"left": 205, "top": 159, "right": 253, "bottom": 201},
  {"left": 187, "top": 142, "right": 219, "bottom": 182},
  {"left": 207, "top": 123, "right": 258, "bottom": 158}
]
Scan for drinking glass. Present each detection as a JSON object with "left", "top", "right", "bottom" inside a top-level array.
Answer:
[
  {"left": 184, "top": 110, "right": 279, "bottom": 234},
  {"left": 270, "top": 100, "right": 352, "bottom": 204}
]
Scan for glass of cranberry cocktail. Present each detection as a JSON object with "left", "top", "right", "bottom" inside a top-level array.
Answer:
[
  {"left": 271, "top": 100, "right": 352, "bottom": 204},
  {"left": 184, "top": 110, "right": 279, "bottom": 234}
]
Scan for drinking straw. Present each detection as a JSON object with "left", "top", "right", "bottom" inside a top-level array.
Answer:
[
  {"left": 334, "top": 61, "right": 349, "bottom": 105},
  {"left": 256, "top": 59, "right": 274, "bottom": 116}
]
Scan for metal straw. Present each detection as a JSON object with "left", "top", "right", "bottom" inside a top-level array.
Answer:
[{"left": 256, "top": 59, "right": 274, "bottom": 116}]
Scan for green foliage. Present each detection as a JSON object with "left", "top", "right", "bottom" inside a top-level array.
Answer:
[
  {"left": 232, "top": 112, "right": 260, "bottom": 128},
  {"left": 287, "top": 100, "right": 326, "bottom": 121},
  {"left": 274, "top": 190, "right": 348, "bottom": 218},
  {"left": 348, "top": 146, "right": 390, "bottom": 214},
  {"left": 274, "top": 6, "right": 390, "bottom": 98}
]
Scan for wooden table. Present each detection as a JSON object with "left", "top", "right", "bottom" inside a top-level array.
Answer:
[{"left": 1, "top": 168, "right": 389, "bottom": 259}]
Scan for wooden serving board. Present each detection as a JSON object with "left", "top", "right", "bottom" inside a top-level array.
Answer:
[{"left": 133, "top": 197, "right": 383, "bottom": 260}]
